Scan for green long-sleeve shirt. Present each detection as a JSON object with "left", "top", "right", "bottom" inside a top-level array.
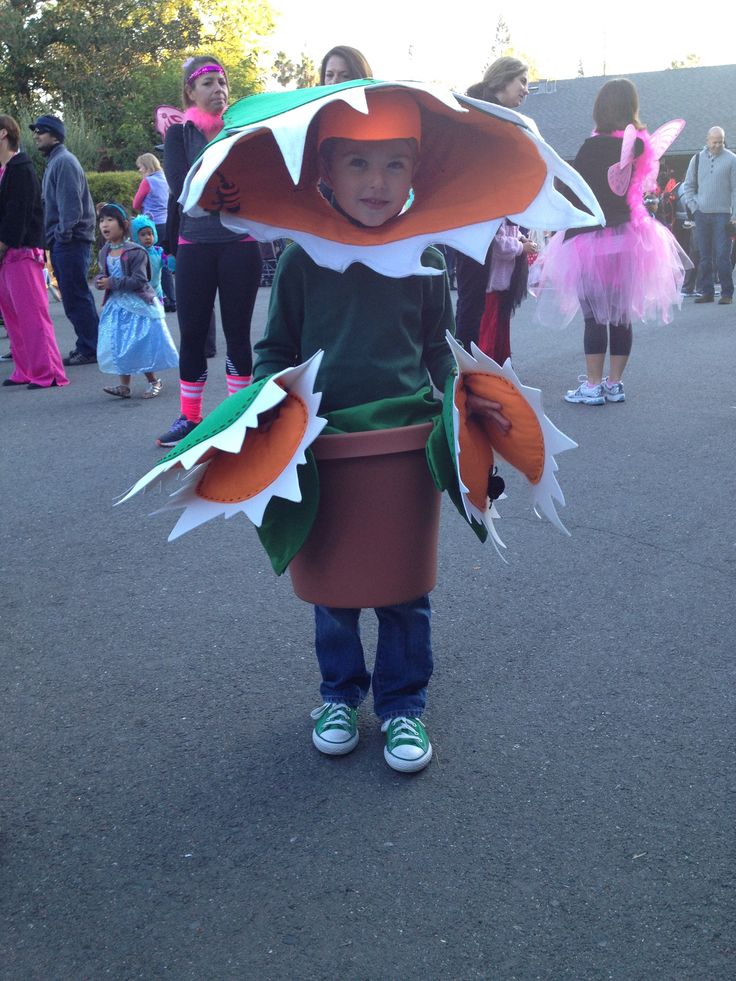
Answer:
[{"left": 252, "top": 244, "right": 456, "bottom": 415}]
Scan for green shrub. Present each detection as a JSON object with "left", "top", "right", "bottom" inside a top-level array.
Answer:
[{"left": 87, "top": 171, "right": 140, "bottom": 213}]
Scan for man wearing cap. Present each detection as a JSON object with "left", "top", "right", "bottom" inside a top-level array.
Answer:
[{"left": 30, "top": 115, "right": 99, "bottom": 364}]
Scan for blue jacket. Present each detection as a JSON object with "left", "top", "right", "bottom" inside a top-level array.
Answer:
[{"left": 41, "top": 143, "right": 96, "bottom": 246}]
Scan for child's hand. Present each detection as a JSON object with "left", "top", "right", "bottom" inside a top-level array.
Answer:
[
  {"left": 95, "top": 275, "right": 110, "bottom": 290},
  {"left": 465, "top": 392, "right": 511, "bottom": 434},
  {"left": 522, "top": 240, "right": 539, "bottom": 255}
]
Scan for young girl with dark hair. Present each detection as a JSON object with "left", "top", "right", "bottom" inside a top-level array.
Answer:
[
  {"left": 96, "top": 203, "right": 178, "bottom": 399},
  {"left": 159, "top": 55, "right": 262, "bottom": 446},
  {"left": 530, "top": 78, "right": 690, "bottom": 404}
]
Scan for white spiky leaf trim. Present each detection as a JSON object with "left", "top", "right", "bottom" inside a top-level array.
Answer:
[
  {"left": 117, "top": 352, "right": 327, "bottom": 539},
  {"left": 446, "top": 333, "right": 577, "bottom": 542},
  {"left": 180, "top": 81, "right": 604, "bottom": 278}
]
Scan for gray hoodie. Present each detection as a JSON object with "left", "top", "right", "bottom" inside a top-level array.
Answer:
[{"left": 41, "top": 143, "right": 96, "bottom": 246}]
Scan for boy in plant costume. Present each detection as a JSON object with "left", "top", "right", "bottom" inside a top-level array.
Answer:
[{"left": 122, "top": 81, "right": 602, "bottom": 772}]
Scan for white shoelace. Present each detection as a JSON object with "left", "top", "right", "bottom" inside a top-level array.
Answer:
[
  {"left": 310, "top": 702, "right": 352, "bottom": 728},
  {"left": 381, "top": 716, "right": 422, "bottom": 744}
]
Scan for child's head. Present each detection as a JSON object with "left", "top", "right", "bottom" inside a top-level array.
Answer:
[
  {"left": 98, "top": 202, "right": 129, "bottom": 242},
  {"left": 131, "top": 214, "right": 158, "bottom": 248},
  {"left": 318, "top": 92, "right": 420, "bottom": 228},
  {"left": 136, "top": 152, "right": 162, "bottom": 177}
]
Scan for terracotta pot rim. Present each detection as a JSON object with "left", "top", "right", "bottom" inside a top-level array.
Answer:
[{"left": 311, "top": 422, "right": 433, "bottom": 461}]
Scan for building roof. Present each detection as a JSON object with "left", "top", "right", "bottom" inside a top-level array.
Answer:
[{"left": 521, "top": 63, "right": 736, "bottom": 162}]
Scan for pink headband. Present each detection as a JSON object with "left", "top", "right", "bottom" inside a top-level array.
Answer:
[{"left": 187, "top": 64, "right": 227, "bottom": 85}]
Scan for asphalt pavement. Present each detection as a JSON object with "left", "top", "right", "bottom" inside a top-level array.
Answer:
[{"left": 2, "top": 284, "right": 734, "bottom": 980}]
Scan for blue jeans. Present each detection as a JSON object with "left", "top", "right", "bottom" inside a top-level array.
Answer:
[
  {"left": 694, "top": 212, "right": 733, "bottom": 298},
  {"left": 50, "top": 240, "right": 99, "bottom": 356},
  {"left": 314, "top": 596, "right": 433, "bottom": 720}
]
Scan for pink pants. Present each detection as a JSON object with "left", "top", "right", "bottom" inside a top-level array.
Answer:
[{"left": 0, "top": 248, "right": 68, "bottom": 387}]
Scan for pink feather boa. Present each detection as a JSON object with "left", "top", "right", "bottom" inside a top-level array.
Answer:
[{"left": 183, "top": 106, "right": 225, "bottom": 141}]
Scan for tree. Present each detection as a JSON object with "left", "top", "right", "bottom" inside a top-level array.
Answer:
[
  {"left": 490, "top": 16, "right": 511, "bottom": 59},
  {"left": 193, "top": 0, "right": 274, "bottom": 97},
  {"left": 669, "top": 54, "right": 701, "bottom": 69},
  {"left": 577, "top": 59, "right": 585, "bottom": 77},
  {"left": 0, "top": 0, "right": 275, "bottom": 168},
  {"left": 271, "top": 51, "right": 318, "bottom": 89},
  {"left": 480, "top": 17, "right": 539, "bottom": 80},
  {"left": 0, "top": 0, "right": 49, "bottom": 105}
]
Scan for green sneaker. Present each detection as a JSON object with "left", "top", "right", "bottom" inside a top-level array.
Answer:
[
  {"left": 311, "top": 702, "right": 359, "bottom": 756},
  {"left": 382, "top": 716, "right": 433, "bottom": 773}
]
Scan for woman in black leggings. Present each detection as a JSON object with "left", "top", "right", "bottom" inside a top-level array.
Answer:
[{"left": 158, "top": 54, "right": 262, "bottom": 447}]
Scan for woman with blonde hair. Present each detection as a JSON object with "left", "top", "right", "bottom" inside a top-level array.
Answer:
[
  {"left": 133, "top": 152, "right": 168, "bottom": 229},
  {"left": 132, "top": 151, "right": 176, "bottom": 310}
]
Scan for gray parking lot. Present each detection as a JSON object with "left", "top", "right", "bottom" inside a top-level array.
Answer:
[{"left": 2, "top": 286, "right": 734, "bottom": 980}]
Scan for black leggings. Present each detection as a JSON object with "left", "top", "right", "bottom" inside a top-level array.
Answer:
[
  {"left": 175, "top": 240, "right": 262, "bottom": 381},
  {"left": 583, "top": 318, "right": 633, "bottom": 356}
]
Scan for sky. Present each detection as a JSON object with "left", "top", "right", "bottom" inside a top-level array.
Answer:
[{"left": 266, "top": 1, "right": 736, "bottom": 90}]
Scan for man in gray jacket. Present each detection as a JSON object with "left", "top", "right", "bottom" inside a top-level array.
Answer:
[
  {"left": 30, "top": 115, "right": 99, "bottom": 363},
  {"left": 682, "top": 126, "right": 736, "bottom": 305}
]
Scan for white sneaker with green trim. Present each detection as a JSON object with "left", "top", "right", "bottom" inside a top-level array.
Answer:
[
  {"left": 382, "top": 716, "right": 433, "bottom": 773},
  {"left": 311, "top": 702, "right": 359, "bottom": 755}
]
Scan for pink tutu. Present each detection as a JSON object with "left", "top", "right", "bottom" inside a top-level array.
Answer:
[{"left": 529, "top": 218, "right": 691, "bottom": 327}]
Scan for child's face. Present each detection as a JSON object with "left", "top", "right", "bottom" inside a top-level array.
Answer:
[
  {"left": 99, "top": 216, "right": 124, "bottom": 241},
  {"left": 137, "top": 227, "right": 155, "bottom": 247},
  {"left": 322, "top": 139, "right": 417, "bottom": 228}
]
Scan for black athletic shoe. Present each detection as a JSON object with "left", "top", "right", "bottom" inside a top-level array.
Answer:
[{"left": 63, "top": 350, "right": 97, "bottom": 365}]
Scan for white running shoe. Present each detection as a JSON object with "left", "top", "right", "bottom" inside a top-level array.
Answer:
[
  {"left": 564, "top": 377, "right": 605, "bottom": 405},
  {"left": 602, "top": 377, "right": 625, "bottom": 402}
]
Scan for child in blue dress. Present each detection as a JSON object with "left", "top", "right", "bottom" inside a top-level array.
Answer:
[{"left": 96, "top": 203, "right": 178, "bottom": 399}]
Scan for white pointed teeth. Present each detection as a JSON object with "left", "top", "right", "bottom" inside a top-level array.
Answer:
[
  {"left": 119, "top": 352, "right": 327, "bottom": 539},
  {"left": 446, "top": 334, "right": 577, "bottom": 549},
  {"left": 181, "top": 81, "right": 603, "bottom": 277}
]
